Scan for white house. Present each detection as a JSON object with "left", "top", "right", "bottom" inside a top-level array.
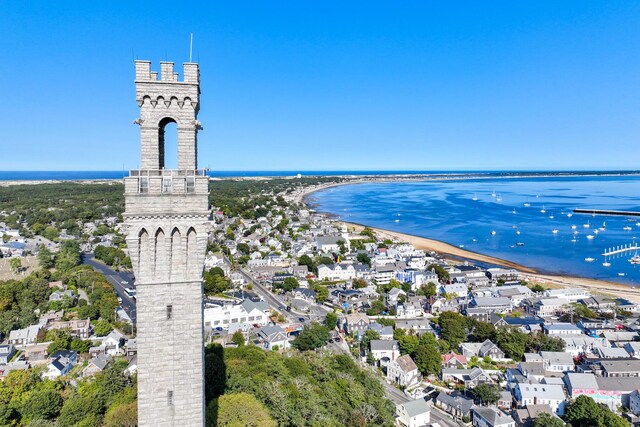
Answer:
[
  {"left": 541, "top": 351, "right": 575, "bottom": 373},
  {"left": 8, "top": 324, "right": 41, "bottom": 346},
  {"left": 370, "top": 339, "right": 400, "bottom": 366},
  {"left": 42, "top": 350, "right": 78, "bottom": 379},
  {"left": 204, "top": 299, "right": 269, "bottom": 331},
  {"left": 472, "top": 406, "right": 516, "bottom": 427},
  {"left": 514, "top": 383, "right": 567, "bottom": 415},
  {"left": 396, "top": 398, "right": 431, "bottom": 427},
  {"left": 387, "top": 354, "right": 420, "bottom": 387},
  {"left": 544, "top": 288, "right": 590, "bottom": 302}
]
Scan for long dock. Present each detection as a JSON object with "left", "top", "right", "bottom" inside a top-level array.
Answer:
[
  {"left": 574, "top": 208, "right": 640, "bottom": 217},
  {"left": 602, "top": 244, "right": 639, "bottom": 257}
]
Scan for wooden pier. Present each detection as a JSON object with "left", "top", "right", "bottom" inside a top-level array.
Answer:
[
  {"left": 602, "top": 243, "right": 639, "bottom": 257},
  {"left": 574, "top": 208, "right": 640, "bottom": 217}
]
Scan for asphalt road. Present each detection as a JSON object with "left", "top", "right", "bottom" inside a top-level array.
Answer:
[{"left": 81, "top": 253, "right": 137, "bottom": 323}]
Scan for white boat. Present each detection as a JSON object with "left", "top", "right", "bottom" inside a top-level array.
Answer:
[
  {"left": 571, "top": 225, "right": 577, "bottom": 230},
  {"left": 496, "top": 194, "right": 502, "bottom": 202},
  {"left": 491, "top": 230, "right": 497, "bottom": 235},
  {"left": 516, "top": 231, "right": 521, "bottom": 235},
  {"left": 583, "top": 222, "right": 590, "bottom": 228},
  {"left": 629, "top": 254, "right": 640, "bottom": 264},
  {"left": 516, "top": 242, "right": 525, "bottom": 246},
  {"left": 491, "top": 190, "right": 496, "bottom": 197},
  {"left": 472, "top": 238, "right": 477, "bottom": 242},
  {"left": 586, "top": 235, "right": 595, "bottom": 240},
  {"left": 636, "top": 222, "right": 640, "bottom": 227},
  {"left": 394, "top": 219, "right": 400, "bottom": 223},
  {"left": 584, "top": 257, "right": 595, "bottom": 262},
  {"left": 618, "top": 272, "right": 626, "bottom": 276},
  {"left": 540, "top": 205, "right": 546, "bottom": 213},
  {"left": 571, "top": 238, "right": 577, "bottom": 243},
  {"left": 602, "top": 262, "right": 611, "bottom": 267},
  {"left": 593, "top": 229, "right": 599, "bottom": 235},
  {"left": 512, "top": 209, "right": 517, "bottom": 214},
  {"left": 472, "top": 194, "right": 478, "bottom": 201},
  {"left": 623, "top": 226, "right": 632, "bottom": 231},
  {"left": 599, "top": 222, "right": 606, "bottom": 231},
  {"left": 567, "top": 213, "right": 573, "bottom": 218},
  {"left": 459, "top": 245, "right": 464, "bottom": 248},
  {"left": 523, "top": 203, "right": 530, "bottom": 207},
  {"left": 552, "top": 229, "right": 559, "bottom": 234},
  {"left": 573, "top": 230, "right": 579, "bottom": 235}
]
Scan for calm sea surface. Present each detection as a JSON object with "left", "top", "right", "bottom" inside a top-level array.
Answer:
[{"left": 310, "top": 176, "right": 640, "bottom": 286}]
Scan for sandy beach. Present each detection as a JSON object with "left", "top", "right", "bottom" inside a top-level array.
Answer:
[
  {"left": 342, "top": 221, "right": 640, "bottom": 303},
  {"left": 297, "top": 181, "right": 640, "bottom": 303}
]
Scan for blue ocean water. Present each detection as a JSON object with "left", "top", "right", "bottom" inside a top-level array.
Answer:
[
  {"left": 1, "top": 170, "right": 637, "bottom": 180},
  {"left": 309, "top": 175, "right": 640, "bottom": 285}
]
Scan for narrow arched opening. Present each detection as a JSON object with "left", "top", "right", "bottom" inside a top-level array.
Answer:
[{"left": 158, "top": 117, "right": 178, "bottom": 169}]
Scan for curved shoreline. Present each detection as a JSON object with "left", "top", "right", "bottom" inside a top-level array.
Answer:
[{"left": 300, "top": 178, "right": 640, "bottom": 303}]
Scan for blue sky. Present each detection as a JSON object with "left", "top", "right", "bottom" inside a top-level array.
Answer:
[{"left": 2, "top": 2, "right": 639, "bottom": 171}]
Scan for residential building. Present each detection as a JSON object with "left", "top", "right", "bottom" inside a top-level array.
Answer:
[
  {"left": 343, "top": 313, "right": 370, "bottom": 335},
  {"left": 0, "top": 344, "right": 16, "bottom": 364},
  {"left": 564, "top": 372, "right": 638, "bottom": 411},
  {"left": 514, "top": 383, "right": 567, "bottom": 415},
  {"left": 257, "top": 325, "right": 289, "bottom": 350},
  {"left": 82, "top": 354, "right": 110, "bottom": 377},
  {"left": 442, "top": 351, "right": 469, "bottom": 369},
  {"left": 513, "top": 405, "right": 556, "bottom": 427},
  {"left": 42, "top": 350, "right": 78, "bottom": 379},
  {"left": 442, "top": 367, "right": 492, "bottom": 388},
  {"left": 8, "top": 324, "right": 41, "bottom": 346},
  {"left": 396, "top": 398, "right": 430, "bottom": 427},
  {"left": 435, "top": 391, "right": 474, "bottom": 420},
  {"left": 460, "top": 340, "right": 506, "bottom": 360},
  {"left": 543, "top": 323, "right": 582, "bottom": 336},
  {"left": 541, "top": 351, "right": 575, "bottom": 373},
  {"left": 370, "top": 340, "right": 400, "bottom": 365},
  {"left": 203, "top": 299, "right": 269, "bottom": 330},
  {"left": 47, "top": 318, "right": 91, "bottom": 339},
  {"left": 387, "top": 354, "right": 420, "bottom": 387},
  {"left": 471, "top": 406, "right": 516, "bottom": 427}
]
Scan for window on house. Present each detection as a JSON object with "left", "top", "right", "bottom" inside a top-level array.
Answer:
[{"left": 166, "top": 305, "right": 173, "bottom": 320}]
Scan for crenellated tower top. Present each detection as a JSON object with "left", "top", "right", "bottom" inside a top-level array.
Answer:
[{"left": 133, "top": 60, "right": 202, "bottom": 170}]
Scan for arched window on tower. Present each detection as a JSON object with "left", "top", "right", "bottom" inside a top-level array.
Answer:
[{"left": 158, "top": 118, "right": 178, "bottom": 170}]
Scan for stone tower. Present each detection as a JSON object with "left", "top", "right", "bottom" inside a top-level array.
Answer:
[{"left": 124, "top": 60, "right": 209, "bottom": 426}]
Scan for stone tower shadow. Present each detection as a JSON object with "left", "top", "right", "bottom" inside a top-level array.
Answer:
[{"left": 204, "top": 343, "right": 226, "bottom": 427}]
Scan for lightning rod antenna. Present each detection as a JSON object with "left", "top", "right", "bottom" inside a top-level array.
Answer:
[{"left": 190, "top": 33, "right": 193, "bottom": 62}]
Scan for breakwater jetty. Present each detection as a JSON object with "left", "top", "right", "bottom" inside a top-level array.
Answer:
[{"left": 573, "top": 208, "right": 640, "bottom": 217}]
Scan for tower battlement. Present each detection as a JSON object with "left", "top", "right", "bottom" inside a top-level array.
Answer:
[{"left": 135, "top": 60, "right": 200, "bottom": 84}]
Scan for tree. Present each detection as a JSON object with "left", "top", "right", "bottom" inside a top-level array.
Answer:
[
  {"left": 360, "top": 330, "right": 381, "bottom": 354},
  {"left": 291, "top": 322, "right": 331, "bottom": 351},
  {"left": 209, "top": 392, "right": 276, "bottom": 427},
  {"left": 352, "top": 278, "right": 368, "bottom": 289},
  {"left": 438, "top": 312, "right": 467, "bottom": 348},
  {"left": 398, "top": 334, "right": 419, "bottom": 357},
  {"left": 297, "top": 255, "right": 314, "bottom": 272},
  {"left": 473, "top": 383, "right": 501, "bottom": 405},
  {"left": 324, "top": 312, "right": 338, "bottom": 330},
  {"left": 21, "top": 389, "right": 63, "bottom": 421},
  {"left": 93, "top": 319, "right": 113, "bottom": 337},
  {"left": 414, "top": 341, "right": 441, "bottom": 376},
  {"left": 10, "top": 258, "right": 22, "bottom": 273},
  {"left": 103, "top": 402, "right": 137, "bottom": 427},
  {"left": 417, "top": 282, "right": 437, "bottom": 298},
  {"left": 37, "top": 245, "right": 55, "bottom": 269},
  {"left": 204, "top": 267, "right": 230, "bottom": 295},
  {"left": 47, "top": 331, "right": 72, "bottom": 355},
  {"left": 280, "top": 277, "right": 299, "bottom": 292},
  {"left": 315, "top": 285, "right": 329, "bottom": 303},
  {"left": 530, "top": 284, "right": 546, "bottom": 293},
  {"left": 467, "top": 319, "right": 496, "bottom": 342},
  {"left": 356, "top": 253, "right": 371, "bottom": 267},
  {"left": 231, "top": 331, "right": 245, "bottom": 346},
  {"left": 70, "top": 338, "right": 92, "bottom": 354},
  {"left": 427, "top": 264, "right": 450, "bottom": 282},
  {"left": 565, "top": 395, "right": 606, "bottom": 427},
  {"left": 532, "top": 413, "right": 565, "bottom": 427}
]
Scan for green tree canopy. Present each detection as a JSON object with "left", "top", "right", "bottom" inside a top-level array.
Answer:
[
  {"left": 292, "top": 322, "right": 331, "bottom": 351},
  {"left": 21, "top": 389, "right": 63, "bottom": 421},
  {"left": 208, "top": 392, "right": 276, "bottom": 427}
]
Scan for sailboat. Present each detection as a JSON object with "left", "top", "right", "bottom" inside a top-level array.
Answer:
[
  {"left": 472, "top": 193, "right": 478, "bottom": 201},
  {"left": 598, "top": 222, "right": 606, "bottom": 231},
  {"left": 540, "top": 205, "right": 546, "bottom": 213}
]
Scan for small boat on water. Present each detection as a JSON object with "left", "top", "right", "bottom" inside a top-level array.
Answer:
[
  {"left": 516, "top": 230, "right": 521, "bottom": 235},
  {"left": 523, "top": 203, "right": 530, "bottom": 207},
  {"left": 602, "top": 262, "right": 611, "bottom": 267},
  {"left": 623, "top": 226, "right": 632, "bottom": 231},
  {"left": 491, "top": 230, "right": 497, "bottom": 235},
  {"left": 512, "top": 209, "right": 517, "bottom": 214},
  {"left": 472, "top": 238, "right": 477, "bottom": 242},
  {"left": 571, "top": 225, "right": 577, "bottom": 230},
  {"left": 472, "top": 193, "right": 478, "bottom": 201},
  {"left": 593, "top": 230, "right": 599, "bottom": 235},
  {"left": 549, "top": 215, "right": 554, "bottom": 219},
  {"left": 567, "top": 213, "right": 573, "bottom": 218},
  {"left": 618, "top": 272, "right": 626, "bottom": 276},
  {"left": 629, "top": 254, "right": 640, "bottom": 264},
  {"left": 571, "top": 238, "right": 577, "bottom": 243},
  {"left": 583, "top": 222, "right": 590, "bottom": 228},
  {"left": 540, "top": 205, "right": 546, "bottom": 213},
  {"left": 394, "top": 219, "right": 400, "bottom": 223},
  {"left": 516, "top": 242, "right": 525, "bottom": 246},
  {"left": 552, "top": 229, "right": 559, "bottom": 234},
  {"left": 584, "top": 257, "right": 595, "bottom": 262},
  {"left": 586, "top": 235, "right": 595, "bottom": 240}
]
